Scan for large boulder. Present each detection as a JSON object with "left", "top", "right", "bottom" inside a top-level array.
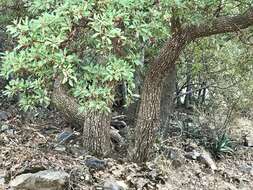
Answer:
[{"left": 9, "top": 170, "right": 69, "bottom": 190}]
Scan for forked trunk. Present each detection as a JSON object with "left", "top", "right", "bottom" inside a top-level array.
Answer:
[
  {"left": 132, "top": 7, "right": 253, "bottom": 162},
  {"left": 133, "top": 33, "right": 189, "bottom": 163}
]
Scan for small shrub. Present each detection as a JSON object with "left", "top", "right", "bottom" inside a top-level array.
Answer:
[{"left": 212, "top": 133, "right": 234, "bottom": 158}]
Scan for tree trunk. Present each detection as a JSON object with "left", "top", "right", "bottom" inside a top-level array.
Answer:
[
  {"left": 51, "top": 78, "right": 86, "bottom": 127},
  {"left": 133, "top": 33, "right": 188, "bottom": 163},
  {"left": 82, "top": 110, "right": 112, "bottom": 156},
  {"left": 133, "top": 8, "right": 253, "bottom": 162},
  {"left": 160, "top": 63, "right": 176, "bottom": 132},
  {"left": 132, "top": 78, "right": 162, "bottom": 162},
  {"left": 51, "top": 78, "right": 112, "bottom": 156},
  {"left": 184, "top": 61, "right": 193, "bottom": 109}
]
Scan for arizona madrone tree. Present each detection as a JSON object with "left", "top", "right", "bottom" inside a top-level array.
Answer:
[
  {"left": 1, "top": 0, "right": 253, "bottom": 162},
  {"left": 132, "top": 3, "right": 253, "bottom": 162}
]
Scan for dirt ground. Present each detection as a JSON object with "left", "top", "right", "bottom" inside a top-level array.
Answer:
[{"left": 0, "top": 106, "right": 252, "bottom": 190}]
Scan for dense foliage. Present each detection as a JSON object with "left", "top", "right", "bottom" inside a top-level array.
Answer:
[
  {"left": 1, "top": 0, "right": 252, "bottom": 113},
  {"left": 0, "top": 0, "right": 168, "bottom": 111}
]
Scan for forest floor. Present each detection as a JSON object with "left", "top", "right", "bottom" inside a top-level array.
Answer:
[{"left": 0, "top": 104, "right": 252, "bottom": 190}]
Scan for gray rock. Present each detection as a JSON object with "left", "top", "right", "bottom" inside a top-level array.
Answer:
[
  {"left": 56, "top": 129, "right": 74, "bottom": 144},
  {"left": 244, "top": 133, "right": 253, "bottom": 147},
  {"left": 110, "top": 120, "right": 127, "bottom": 130},
  {"left": 9, "top": 170, "right": 69, "bottom": 190},
  {"left": 164, "top": 148, "right": 179, "bottom": 160},
  {"left": 198, "top": 150, "right": 217, "bottom": 171},
  {"left": 239, "top": 164, "right": 253, "bottom": 176},
  {"left": 0, "top": 124, "right": 9, "bottom": 132},
  {"left": 84, "top": 156, "right": 107, "bottom": 170},
  {"left": 110, "top": 128, "right": 125, "bottom": 147},
  {"left": 6, "top": 128, "right": 15, "bottom": 136},
  {"left": 54, "top": 145, "right": 66, "bottom": 152},
  {"left": 0, "top": 124, "right": 15, "bottom": 135},
  {"left": 0, "top": 111, "right": 10, "bottom": 121},
  {"left": 103, "top": 179, "right": 127, "bottom": 190},
  {"left": 185, "top": 150, "right": 201, "bottom": 160},
  {"left": 0, "top": 169, "right": 6, "bottom": 189}
]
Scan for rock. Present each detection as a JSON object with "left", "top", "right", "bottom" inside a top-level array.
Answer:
[
  {"left": 239, "top": 164, "right": 253, "bottom": 176},
  {"left": 56, "top": 128, "right": 74, "bottom": 144},
  {"left": 6, "top": 128, "right": 15, "bottom": 136},
  {"left": 0, "top": 124, "right": 15, "bottom": 135},
  {"left": 185, "top": 150, "right": 201, "bottom": 160},
  {"left": 103, "top": 179, "right": 128, "bottom": 190},
  {"left": 0, "top": 170, "right": 6, "bottom": 190},
  {"left": 0, "top": 111, "right": 11, "bottom": 121},
  {"left": 244, "top": 133, "right": 253, "bottom": 147},
  {"left": 110, "top": 127, "right": 125, "bottom": 146},
  {"left": 54, "top": 145, "right": 66, "bottom": 152},
  {"left": 164, "top": 148, "right": 179, "bottom": 160},
  {"left": 0, "top": 124, "right": 9, "bottom": 132},
  {"left": 9, "top": 170, "right": 69, "bottom": 190},
  {"left": 198, "top": 150, "right": 217, "bottom": 171},
  {"left": 111, "top": 118, "right": 128, "bottom": 138},
  {"left": 84, "top": 156, "right": 107, "bottom": 170},
  {"left": 110, "top": 120, "right": 127, "bottom": 130}
]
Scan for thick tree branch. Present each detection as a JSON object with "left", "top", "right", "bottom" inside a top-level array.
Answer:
[
  {"left": 148, "top": 7, "right": 253, "bottom": 83},
  {"left": 189, "top": 7, "right": 253, "bottom": 39}
]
